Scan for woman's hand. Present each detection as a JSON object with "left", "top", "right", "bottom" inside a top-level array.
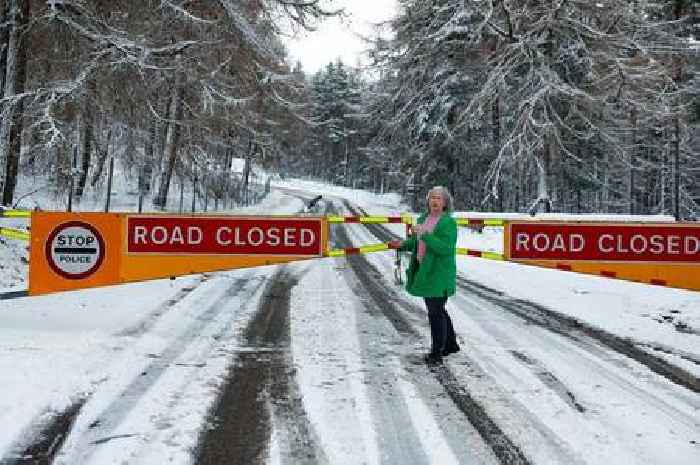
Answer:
[
  {"left": 389, "top": 239, "right": 402, "bottom": 249},
  {"left": 412, "top": 224, "right": 428, "bottom": 236}
]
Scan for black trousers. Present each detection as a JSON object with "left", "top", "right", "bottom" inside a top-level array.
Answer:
[{"left": 424, "top": 296, "right": 457, "bottom": 354}]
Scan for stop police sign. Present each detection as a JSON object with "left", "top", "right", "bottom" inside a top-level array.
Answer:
[{"left": 46, "top": 221, "right": 106, "bottom": 279}]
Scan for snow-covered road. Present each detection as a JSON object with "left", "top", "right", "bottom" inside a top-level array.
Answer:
[{"left": 1, "top": 183, "right": 698, "bottom": 464}]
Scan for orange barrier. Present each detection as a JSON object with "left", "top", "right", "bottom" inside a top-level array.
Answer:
[
  {"left": 24, "top": 211, "right": 700, "bottom": 295},
  {"left": 504, "top": 221, "right": 700, "bottom": 291},
  {"left": 29, "top": 212, "right": 328, "bottom": 295}
]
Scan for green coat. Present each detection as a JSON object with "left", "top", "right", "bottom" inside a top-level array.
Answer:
[{"left": 400, "top": 212, "right": 457, "bottom": 298}]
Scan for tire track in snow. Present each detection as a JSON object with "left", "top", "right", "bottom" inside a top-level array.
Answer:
[
  {"left": 51, "top": 274, "right": 266, "bottom": 465},
  {"left": 340, "top": 199, "right": 397, "bottom": 244},
  {"left": 2, "top": 400, "right": 85, "bottom": 465},
  {"left": 340, "top": 202, "right": 598, "bottom": 463},
  {"left": 338, "top": 259, "right": 432, "bottom": 464},
  {"left": 508, "top": 350, "right": 586, "bottom": 413},
  {"left": 195, "top": 190, "right": 325, "bottom": 464},
  {"left": 115, "top": 275, "right": 210, "bottom": 338},
  {"left": 451, "top": 286, "right": 700, "bottom": 463},
  {"left": 333, "top": 202, "right": 529, "bottom": 465},
  {"left": 0, "top": 276, "right": 213, "bottom": 465},
  {"left": 455, "top": 276, "right": 700, "bottom": 394},
  {"left": 195, "top": 267, "right": 327, "bottom": 465}
]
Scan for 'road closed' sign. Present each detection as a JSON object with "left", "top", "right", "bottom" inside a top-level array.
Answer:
[
  {"left": 509, "top": 223, "right": 700, "bottom": 262},
  {"left": 127, "top": 216, "right": 323, "bottom": 256},
  {"left": 46, "top": 221, "right": 106, "bottom": 279}
]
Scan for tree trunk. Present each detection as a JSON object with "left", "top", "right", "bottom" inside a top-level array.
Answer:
[
  {"left": 530, "top": 143, "right": 552, "bottom": 214},
  {"left": 514, "top": 161, "right": 521, "bottom": 211},
  {"left": 242, "top": 146, "right": 252, "bottom": 206},
  {"left": 1, "top": 0, "right": 28, "bottom": 205},
  {"left": 75, "top": 79, "right": 95, "bottom": 199},
  {"left": 666, "top": 0, "right": 686, "bottom": 220},
  {"left": 629, "top": 111, "right": 638, "bottom": 215},
  {"left": 150, "top": 88, "right": 170, "bottom": 192},
  {"left": 221, "top": 145, "right": 232, "bottom": 207},
  {"left": 26, "top": 123, "right": 39, "bottom": 174},
  {"left": 602, "top": 152, "right": 610, "bottom": 213},
  {"left": 153, "top": 66, "right": 185, "bottom": 209},
  {"left": 0, "top": 0, "right": 10, "bottom": 94},
  {"left": 674, "top": 115, "right": 680, "bottom": 220},
  {"left": 141, "top": 98, "right": 158, "bottom": 194},
  {"left": 660, "top": 130, "right": 668, "bottom": 214},
  {"left": 344, "top": 136, "right": 349, "bottom": 186},
  {"left": 90, "top": 126, "right": 112, "bottom": 187},
  {"left": 629, "top": 154, "right": 635, "bottom": 215},
  {"left": 576, "top": 189, "right": 581, "bottom": 213},
  {"left": 493, "top": 96, "right": 503, "bottom": 211}
]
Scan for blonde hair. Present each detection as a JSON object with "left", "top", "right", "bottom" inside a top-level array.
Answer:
[{"left": 426, "top": 186, "right": 453, "bottom": 213}]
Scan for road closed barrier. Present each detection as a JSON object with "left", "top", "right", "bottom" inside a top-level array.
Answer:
[
  {"left": 505, "top": 221, "right": 700, "bottom": 291},
  {"left": 20, "top": 210, "right": 700, "bottom": 295},
  {"left": 29, "top": 212, "right": 327, "bottom": 295}
]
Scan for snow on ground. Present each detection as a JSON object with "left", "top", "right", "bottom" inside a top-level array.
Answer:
[
  {"left": 0, "top": 220, "right": 28, "bottom": 291},
  {"left": 290, "top": 260, "right": 382, "bottom": 465},
  {"left": 458, "top": 258, "right": 700, "bottom": 376},
  {"left": 51, "top": 268, "right": 272, "bottom": 465}
]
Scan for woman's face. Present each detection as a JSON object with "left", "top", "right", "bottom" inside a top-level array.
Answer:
[{"left": 428, "top": 191, "right": 445, "bottom": 213}]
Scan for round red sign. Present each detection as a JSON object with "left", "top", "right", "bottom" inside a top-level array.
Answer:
[{"left": 45, "top": 221, "right": 106, "bottom": 279}]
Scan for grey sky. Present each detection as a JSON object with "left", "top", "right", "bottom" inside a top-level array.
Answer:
[{"left": 284, "top": 0, "right": 398, "bottom": 74}]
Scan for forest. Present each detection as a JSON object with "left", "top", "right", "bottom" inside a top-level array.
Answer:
[{"left": 0, "top": 0, "right": 698, "bottom": 217}]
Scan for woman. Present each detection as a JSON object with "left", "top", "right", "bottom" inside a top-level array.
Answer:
[{"left": 390, "top": 186, "right": 459, "bottom": 364}]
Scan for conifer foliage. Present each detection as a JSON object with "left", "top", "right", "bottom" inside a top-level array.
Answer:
[{"left": 360, "top": 0, "right": 699, "bottom": 216}]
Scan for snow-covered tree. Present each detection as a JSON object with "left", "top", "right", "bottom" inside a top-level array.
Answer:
[
  {"left": 366, "top": 0, "right": 698, "bottom": 214},
  {"left": 308, "top": 60, "right": 362, "bottom": 184},
  {"left": 0, "top": 0, "right": 338, "bottom": 208}
]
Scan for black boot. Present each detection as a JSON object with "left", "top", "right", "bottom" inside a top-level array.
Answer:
[{"left": 442, "top": 341, "right": 460, "bottom": 356}]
